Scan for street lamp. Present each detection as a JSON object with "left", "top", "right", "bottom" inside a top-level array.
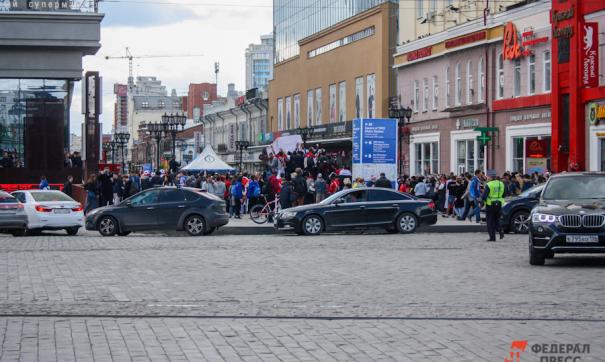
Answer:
[
  {"left": 106, "top": 140, "right": 117, "bottom": 165},
  {"left": 296, "top": 126, "right": 315, "bottom": 150},
  {"left": 114, "top": 132, "right": 130, "bottom": 174},
  {"left": 163, "top": 112, "right": 187, "bottom": 160},
  {"left": 235, "top": 140, "right": 250, "bottom": 171},
  {"left": 389, "top": 102, "right": 413, "bottom": 175},
  {"left": 146, "top": 122, "right": 165, "bottom": 172}
]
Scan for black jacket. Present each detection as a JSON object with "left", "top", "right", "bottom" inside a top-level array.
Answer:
[
  {"left": 375, "top": 177, "right": 392, "bottom": 189},
  {"left": 63, "top": 181, "right": 73, "bottom": 197}
]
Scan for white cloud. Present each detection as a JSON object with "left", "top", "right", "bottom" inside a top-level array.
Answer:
[{"left": 71, "top": 2, "right": 272, "bottom": 135}]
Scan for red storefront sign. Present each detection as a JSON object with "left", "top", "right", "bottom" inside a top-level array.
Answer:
[
  {"left": 580, "top": 22, "right": 599, "bottom": 88},
  {"left": 526, "top": 139, "right": 547, "bottom": 158},
  {"left": 407, "top": 46, "right": 432, "bottom": 61},
  {"left": 445, "top": 31, "right": 486, "bottom": 49}
]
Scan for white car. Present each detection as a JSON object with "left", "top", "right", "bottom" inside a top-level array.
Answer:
[{"left": 11, "top": 190, "right": 84, "bottom": 235}]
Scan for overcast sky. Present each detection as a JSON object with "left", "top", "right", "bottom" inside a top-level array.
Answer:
[{"left": 71, "top": 0, "right": 273, "bottom": 135}]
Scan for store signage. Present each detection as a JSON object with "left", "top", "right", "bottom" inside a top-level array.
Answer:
[
  {"left": 228, "top": 124, "right": 236, "bottom": 151},
  {"left": 588, "top": 102, "right": 605, "bottom": 126},
  {"left": 526, "top": 139, "right": 548, "bottom": 158},
  {"left": 407, "top": 46, "right": 432, "bottom": 61},
  {"left": 411, "top": 124, "right": 438, "bottom": 132},
  {"left": 456, "top": 118, "right": 479, "bottom": 130},
  {"left": 581, "top": 23, "right": 599, "bottom": 88},
  {"left": 553, "top": 25, "right": 573, "bottom": 39},
  {"left": 309, "top": 121, "right": 352, "bottom": 137},
  {"left": 527, "top": 158, "right": 548, "bottom": 174},
  {"left": 445, "top": 31, "right": 486, "bottom": 49},
  {"left": 503, "top": 23, "right": 548, "bottom": 60},
  {"left": 0, "top": 184, "right": 63, "bottom": 192},
  {"left": 352, "top": 119, "right": 398, "bottom": 187},
  {"left": 552, "top": 6, "right": 574, "bottom": 26},
  {"left": 4, "top": 0, "right": 72, "bottom": 11},
  {"left": 510, "top": 111, "right": 551, "bottom": 122}
]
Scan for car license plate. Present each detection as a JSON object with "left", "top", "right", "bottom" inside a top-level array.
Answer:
[
  {"left": 566, "top": 235, "right": 599, "bottom": 243},
  {"left": 54, "top": 209, "right": 70, "bottom": 214}
]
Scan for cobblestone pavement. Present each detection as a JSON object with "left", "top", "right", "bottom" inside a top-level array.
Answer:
[{"left": 0, "top": 232, "right": 604, "bottom": 361}]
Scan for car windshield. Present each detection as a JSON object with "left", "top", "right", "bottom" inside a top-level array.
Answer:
[
  {"left": 30, "top": 192, "right": 73, "bottom": 202},
  {"left": 0, "top": 193, "right": 17, "bottom": 203},
  {"left": 542, "top": 176, "right": 605, "bottom": 200},
  {"left": 519, "top": 184, "right": 544, "bottom": 198}
]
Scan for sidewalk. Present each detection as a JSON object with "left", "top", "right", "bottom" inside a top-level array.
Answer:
[{"left": 215, "top": 214, "right": 485, "bottom": 235}]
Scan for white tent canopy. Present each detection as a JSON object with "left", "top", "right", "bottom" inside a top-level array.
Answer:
[{"left": 181, "top": 145, "right": 235, "bottom": 173}]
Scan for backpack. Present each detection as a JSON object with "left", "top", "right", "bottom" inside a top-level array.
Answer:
[{"left": 294, "top": 177, "right": 307, "bottom": 194}]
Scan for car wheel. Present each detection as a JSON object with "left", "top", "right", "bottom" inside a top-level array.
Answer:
[
  {"left": 11, "top": 229, "right": 26, "bottom": 237},
  {"left": 184, "top": 215, "right": 205, "bottom": 236},
  {"left": 528, "top": 237, "right": 545, "bottom": 266},
  {"left": 511, "top": 211, "right": 530, "bottom": 234},
  {"left": 117, "top": 231, "right": 131, "bottom": 237},
  {"left": 302, "top": 215, "right": 323, "bottom": 236},
  {"left": 98, "top": 216, "right": 118, "bottom": 237},
  {"left": 65, "top": 227, "right": 79, "bottom": 236},
  {"left": 396, "top": 213, "right": 418, "bottom": 234},
  {"left": 203, "top": 227, "right": 216, "bottom": 236},
  {"left": 250, "top": 204, "right": 268, "bottom": 224}
]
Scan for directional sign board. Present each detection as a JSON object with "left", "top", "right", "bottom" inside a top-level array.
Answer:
[{"left": 352, "top": 118, "right": 398, "bottom": 187}]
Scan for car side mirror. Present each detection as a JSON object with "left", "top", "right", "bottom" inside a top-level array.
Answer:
[{"left": 125, "top": 201, "right": 133, "bottom": 207}]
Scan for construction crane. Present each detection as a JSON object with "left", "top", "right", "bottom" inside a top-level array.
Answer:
[{"left": 104, "top": 47, "right": 205, "bottom": 87}]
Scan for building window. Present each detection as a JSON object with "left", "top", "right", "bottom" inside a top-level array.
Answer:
[
  {"left": 466, "top": 61, "right": 473, "bottom": 104},
  {"left": 513, "top": 58, "right": 521, "bottom": 97},
  {"left": 203, "top": 91, "right": 209, "bottom": 100},
  {"left": 422, "top": 78, "right": 429, "bottom": 112},
  {"left": 141, "top": 101, "right": 149, "bottom": 108},
  {"left": 543, "top": 51, "right": 551, "bottom": 92},
  {"left": 456, "top": 140, "right": 485, "bottom": 174},
  {"left": 512, "top": 136, "right": 552, "bottom": 173},
  {"left": 414, "top": 142, "right": 439, "bottom": 175},
  {"left": 478, "top": 57, "right": 485, "bottom": 102},
  {"left": 158, "top": 101, "right": 165, "bottom": 108},
  {"left": 528, "top": 54, "right": 536, "bottom": 95},
  {"left": 416, "top": 0, "right": 423, "bottom": 18},
  {"left": 445, "top": 67, "right": 450, "bottom": 107},
  {"left": 413, "top": 80, "right": 420, "bottom": 113},
  {"left": 338, "top": 81, "right": 346, "bottom": 123},
  {"left": 308, "top": 26, "right": 375, "bottom": 59},
  {"left": 497, "top": 53, "right": 504, "bottom": 99},
  {"left": 432, "top": 76, "right": 438, "bottom": 110},
  {"left": 455, "top": 63, "right": 461, "bottom": 106}
]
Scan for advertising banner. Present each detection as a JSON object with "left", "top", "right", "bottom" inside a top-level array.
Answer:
[
  {"left": 581, "top": 22, "right": 599, "bottom": 88},
  {"left": 339, "top": 81, "right": 346, "bottom": 123},
  {"left": 294, "top": 94, "right": 300, "bottom": 129},
  {"left": 307, "top": 90, "right": 313, "bottom": 127},
  {"left": 367, "top": 74, "right": 376, "bottom": 118},
  {"left": 352, "top": 118, "right": 398, "bottom": 187},
  {"left": 527, "top": 158, "right": 547, "bottom": 174},
  {"left": 355, "top": 77, "right": 364, "bottom": 119},
  {"left": 285, "top": 96, "right": 292, "bottom": 130},
  {"left": 315, "top": 88, "right": 322, "bottom": 125},
  {"left": 329, "top": 84, "right": 336, "bottom": 123},
  {"left": 526, "top": 138, "right": 547, "bottom": 158}
]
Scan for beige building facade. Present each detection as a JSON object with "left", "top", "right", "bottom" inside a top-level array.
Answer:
[{"left": 268, "top": 2, "right": 398, "bottom": 136}]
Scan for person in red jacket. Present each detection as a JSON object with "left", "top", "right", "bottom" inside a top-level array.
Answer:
[{"left": 328, "top": 173, "right": 340, "bottom": 195}]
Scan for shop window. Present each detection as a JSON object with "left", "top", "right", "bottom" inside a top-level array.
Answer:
[
  {"left": 416, "top": 0, "right": 423, "bottom": 18},
  {"left": 528, "top": 54, "right": 536, "bottom": 95},
  {"left": 456, "top": 139, "right": 485, "bottom": 174},
  {"left": 543, "top": 51, "right": 551, "bottom": 92},
  {"left": 414, "top": 141, "right": 439, "bottom": 175},
  {"left": 478, "top": 57, "right": 485, "bottom": 102},
  {"left": 512, "top": 136, "right": 552, "bottom": 173},
  {"left": 513, "top": 59, "right": 521, "bottom": 97}
]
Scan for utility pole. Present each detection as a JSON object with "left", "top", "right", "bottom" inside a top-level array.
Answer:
[{"left": 214, "top": 62, "right": 220, "bottom": 93}]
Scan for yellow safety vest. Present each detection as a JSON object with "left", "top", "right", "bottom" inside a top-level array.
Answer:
[{"left": 486, "top": 180, "right": 505, "bottom": 206}]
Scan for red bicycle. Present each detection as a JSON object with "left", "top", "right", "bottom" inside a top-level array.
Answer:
[{"left": 249, "top": 194, "right": 280, "bottom": 224}]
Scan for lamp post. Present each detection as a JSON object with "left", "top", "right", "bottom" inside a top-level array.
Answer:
[
  {"left": 235, "top": 140, "right": 250, "bottom": 171},
  {"left": 389, "top": 103, "right": 413, "bottom": 175},
  {"left": 296, "top": 126, "right": 315, "bottom": 150},
  {"left": 114, "top": 132, "right": 130, "bottom": 174},
  {"left": 102, "top": 142, "right": 111, "bottom": 163},
  {"left": 107, "top": 140, "right": 117, "bottom": 165},
  {"left": 146, "top": 122, "right": 165, "bottom": 172},
  {"left": 163, "top": 112, "right": 187, "bottom": 160}
]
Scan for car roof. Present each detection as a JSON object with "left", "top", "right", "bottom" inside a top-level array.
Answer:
[
  {"left": 0, "top": 190, "right": 13, "bottom": 197},
  {"left": 549, "top": 172, "right": 605, "bottom": 178}
]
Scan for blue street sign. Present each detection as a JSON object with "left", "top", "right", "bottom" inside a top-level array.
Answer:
[{"left": 352, "top": 118, "right": 398, "bottom": 185}]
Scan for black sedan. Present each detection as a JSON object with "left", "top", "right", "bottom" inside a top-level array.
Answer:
[
  {"left": 0, "top": 191, "right": 28, "bottom": 236},
  {"left": 86, "top": 187, "right": 229, "bottom": 236},
  {"left": 274, "top": 187, "right": 437, "bottom": 235},
  {"left": 528, "top": 172, "right": 605, "bottom": 265},
  {"left": 501, "top": 184, "right": 544, "bottom": 234}
]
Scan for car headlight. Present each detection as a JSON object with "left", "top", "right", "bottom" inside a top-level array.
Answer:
[
  {"left": 280, "top": 211, "right": 297, "bottom": 219},
  {"left": 532, "top": 213, "right": 557, "bottom": 223}
]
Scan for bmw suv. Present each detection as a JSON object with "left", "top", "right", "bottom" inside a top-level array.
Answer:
[{"left": 528, "top": 172, "right": 605, "bottom": 265}]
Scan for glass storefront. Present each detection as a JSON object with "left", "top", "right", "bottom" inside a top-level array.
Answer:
[
  {"left": 0, "top": 79, "right": 72, "bottom": 169},
  {"left": 511, "top": 135, "right": 551, "bottom": 173},
  {"left": 455, "top": 139, "right": 485, "bottom": 174},
  {"left": 414, "top": 142, "right": 439, "bottom": 175}
]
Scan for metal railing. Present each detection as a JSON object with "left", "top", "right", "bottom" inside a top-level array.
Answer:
[{"left": 0, "top": 0, "right": 99, "bottom": 13}]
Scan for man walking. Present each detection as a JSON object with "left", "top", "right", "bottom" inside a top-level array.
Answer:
[
  {"left": 468, "top": 169, "right": 483, "bottom": 223},
  {"left": 374, "top": 172, "right": 392, "bottom": 188},
  {"left": 482, "top": 171, "right": 505, "bottom": 242}
]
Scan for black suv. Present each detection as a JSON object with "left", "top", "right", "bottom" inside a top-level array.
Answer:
[{"left": 528, "top": 172, "right": 605, "bottom": 265}]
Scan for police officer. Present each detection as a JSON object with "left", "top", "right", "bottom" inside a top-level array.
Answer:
[{"left": 482, "top": 170, "right": 506, "bottom": 241}]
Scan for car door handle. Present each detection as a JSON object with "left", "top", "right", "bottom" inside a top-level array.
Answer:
[
  {"left": 359, "top": 205, "right": 366, "bottom": 209},
  {"left": 146, "top": 207, "right": 155, "bottom": 210},
  {"left": 177, "top": 205, "right": 186, "bottom": 208}
]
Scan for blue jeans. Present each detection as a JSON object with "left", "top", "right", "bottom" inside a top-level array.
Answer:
[
  {"left": 85, "top": 191, "right": 97, "bottom": 215},
  {"left": 471, "top": 197, "right": 481, "bottom": 222}
]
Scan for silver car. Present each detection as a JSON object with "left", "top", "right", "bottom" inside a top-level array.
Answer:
[{"left": 0, "top": 191, "right": 28, "bottom": 237}]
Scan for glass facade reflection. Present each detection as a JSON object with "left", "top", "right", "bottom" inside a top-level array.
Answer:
[
  {"left": 0, "top": 79, "right": 72, "bottom": 169},
  {"left": 274, "top": 0, "right": 395, "bottom": 63}
]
